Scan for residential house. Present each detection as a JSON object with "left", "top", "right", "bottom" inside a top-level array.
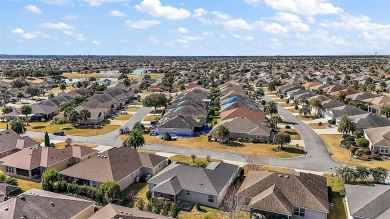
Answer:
[
  {"left": 302, "top": 81, "right": 321, "bottom": 90},
  {"left": 0, "top": 145, "right": 97, "bottom": 180},
  {"left": 89, "top": 203, "right": 170, "bottom": 219},
  {"left": 220, "top": 107, "right": 267, "bottom": 122},
  {"left": 0, "top": 130, "right": 38, "bottom": 159},
  {"left": 0, "top": 183, "right": 20, "bottom": 203},
  {"left": 156, "top": 115, "right": 206, "bottom": 137},
  {"left": 345, "top": 184, "right": 390, "bottom": 219},
  {"left": 0, "top": 188, "right": 95, "bottom": 219},
  {"left": 350, "top": 113, "right": 390, "bottom": 132},
  {"left": 322, "top": 84, "right": 345, "bottom": 94},
  {"left": 364, "top": 126, "right": 390, "bottom": 155},
  {"left": 345, "top": 92, "right": 379, "bottom": 103},
  {"left": 324, "top": 105, "right": 367, "bottom": 122},
  {"left": 148, "top": 162, "right": 239, "bottom": 208},
  {"left": 237, "top": 171, "right": 329, "bottom": 219},
  {"left": 364, "top": 96, "right": 390, "bottom": 114},
  {"left": 211, "top": 117, "right": 271, "bottom": 142},
  {"left": 60, "top": 147, "right": 168, "bottom": 191}
]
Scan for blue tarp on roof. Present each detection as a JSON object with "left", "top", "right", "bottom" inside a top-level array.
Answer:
[{"left": 221, "top": 96, "right": 237, "bottom": 105}]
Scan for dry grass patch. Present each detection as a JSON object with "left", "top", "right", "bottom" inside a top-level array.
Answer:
[
  {"left": 26, "top": 122, "right": 119, "bottom": 136},
  {"left": 116, "top": 114, "right": 133, "bottom": 120},
  {"left": 63, "top": 72, "right": 118, "bottom": 79},
  {"left": 326, "top": 174, "right": 347, "bottom": 219},
  {"left": 279, "top": 128, "right": 302, "bottom": 140},
  {"left": 309, "top": 123, "right": 329, "bottom": 129},
  {"left": 139, "top": 135, "right": 304, "bottom": 158},
  {"left": 243, "top": 164, "right": 294, "bottom": 176},
  {"left": 169, "top": 154, "right": 221, "bottom": 167},
  {"left": 321, "top": 134, "right": 390, "bottom": 169},
  {"left": 297, "top": 115, "right": 315, "bottom": 121},
  {"left": 55, "top": 142, "right": 98, "bottom": 149},
  {"left": 18, "top": 178, "right": 42, "bottom": 192},
  {"left": 128, "top": 107, "right": 140, "bottom": 112},
  {"left": 288, "top": 108, "right": 299, "bottom": 113},
  {"left": 143, "top": 115, "right": 161, "bottom": 121}
]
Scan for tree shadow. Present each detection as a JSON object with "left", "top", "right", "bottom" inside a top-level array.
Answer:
[{"left": 283, "top": 147, "right": 305, "bottom": 154}]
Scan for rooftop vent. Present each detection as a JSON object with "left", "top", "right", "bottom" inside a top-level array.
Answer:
[
  {"left": 278, "top": 174, "right": 282, "bottom": 177},
  {"left": 50, "top": 201, "right": 55, "bottom": 207},
  {"left": 284, "top": 175, "right": 289, "bottom": 178},
  {"left": 5, "top": 207, "right": 8, "bottom": 211},
  {"left": 19, "top": 196, "right": 26, "bottom": 201}
]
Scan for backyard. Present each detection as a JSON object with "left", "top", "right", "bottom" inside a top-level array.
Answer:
[
  {"left": 133, "top": 135, "right": 305, "bottom": 158},
  {"left": 321, "top": 134, "right": 390, "bottom": 169},
  {"left": 326, "top": 174, "right": 347, "bottom": 219}
]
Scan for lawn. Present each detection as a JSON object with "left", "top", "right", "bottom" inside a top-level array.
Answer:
[
  {"left": 243, "top": 164, "right": 294, "bottom": 176},
  {"left": 279, "top": 102, "right": 292, "bottom": 107},
  {"left": 288, "top": 108, "right": 299, "bottom": 113},
  {"left": 138, "top": 135, "right": 305, "bottom": 158},
  {"left": 321, "top": 134, "right": 390, "bottom": 169},
  {"left": 121, "top": 182, "right": 148, "bottom": 206},
  {"left": 54, "top": 142, "right": 98, "bottom": 149},
  {"left": 309, "top": 123, "right": 329, "bottom": 129},
  {"left": 143, "top": 115, "right": 161, "bottom": 121},
  {"left": 279, "top": 128, "right": 302, "bottom": 140},
  {"left": 51, "top": 85, "right": 75, "bottom": 94},
  {"left": 297, "top": 115, "right": 315, "bottom": 121},
  {"left": 0, "top": 123, "right": 7, "bottom": 129},
  {"left": 268, "top": 94, "right": 278, "bottom": 98},
  {"left": 18, "top": 178, "right": 42, "bottom": 192},
  {"left": 128, "top": 107, "right": 140, "bottom": 112},
  {"left": 326, "top": 174, "right": 347, "bottom": 219},
  {"left": 169, "top": 154, "right": 221, "bottom": 167},
  {"left": 63, "top": 72, "right": 118, "bottom": 79},
  {"left": 25, "top": 122, "right": 119, "bottom": 136},
  {"left": 116, "top": 114, "right": 133, "bottom": 120}
]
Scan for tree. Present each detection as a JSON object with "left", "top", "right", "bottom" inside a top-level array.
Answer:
[
  {"left": 190, "top": 154, "right": 196, "bottom": 163},
  {"left": 44, "top": 131, "right": 51, "bottom": 147},
  {"left": 273, "top": 133, "right": 291, "bottom": 150},
  {"left": 142, "top": 93, "right": 167, "bottom": 112},
  {"left": 242, "top": 154, "right": 269, "bottom": 171},
  {"left": 380, "top": 106, "right": 390, "bottom": 118},
  {"left": 354, "top": 166, "right": 370, "bottom": 181},
  {"left": 41, "top": 169, "right": 59, "bottom": 191},
  {"left": 337, "top": 116, "right": 356, "bottom": 134},
  {"left": 122, "top": 129, "right": 145, "bottom": 149},
  {"left": 254, "top": 88, "right": 264, "bottom": 100},
  {"left": 214, "top": 125, "right": 230, "bottom": 143},
  {"left": 100, "top": 180, "right": 121, "bottom": 203},
  {"left": 335, "top": 165, "right": 355, "bottom": 183},
  {"left": 309, "top": 98, "right": 322, "bottom": 115},
  {"left": 356, "top": 138, "right": 369, "bottom": 147},
  {"left": 20, "top": 105, "right": 32, "bottom": 125},
  {"left": 48, "top": 92, "right": 55, "bottom": 99},
  {"left": 59, "top": 83, "right": 67, "bottom": 92},
  {"left": 335, "top": 91, "right": 346, "bottom": 101},
  {"left": 57, "top": 118, "right": 66, "bottom": 129},
  {"left": 25, "top": 87, "right": 40, "bottom": 98},
  {"left": 133, "top": 121, "right": 145, "bottom": 131},
  {"left": 79, "top": 109, "right": 91, "bottom": 122},
  {"left": 264, "top": 101, "right": 278, "bottom": 115},
  {"left": 2, "top": 106, "right": 13, "bottom": 114},
  {"left": 370, "top": 167, "right": 388, "bottom": 184},
  {"left": 269, "top": 115, "right": 281, "bottom": 129},
  {"left": 17, "top": 92, "right": 24, "bottom": 101},
  {"left": 219, "top": 183, "right": 244, "bottom": 219},
  {"left": 68, "top": 110, "right": 80, "bottom": 125},
  {"left": 137, "top": 198, "right": 145, "bottom": 211},
  {"left": 10, "top": 119, "right": 25, "bottom": 134},
  {"left": 299, "top": 106, "right": 311, "bottom": 117},
  {"left": 298, "top": 96, "right": 307, "bottom": 107}
]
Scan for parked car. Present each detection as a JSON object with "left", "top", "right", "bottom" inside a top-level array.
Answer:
[{"left": 53, "top": 131, "right": 65, "bottom": 136}]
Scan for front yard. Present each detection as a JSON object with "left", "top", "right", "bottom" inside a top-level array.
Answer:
[
  {"left": 321, "top": 134, "right": 390, "bottom": 169},
  {"left": 308, "top": 123, "right": 329, "bottom": 129},
  {"left": 143, "top": 115, "right": 161, "bottom": 121},
  {"left": 25, "top": 122, "right": 119, "bottom": 136},
  {"left": 135, "top": 135, "right": 305, "bottom": 158},
  {"left": 116, "top": 114, "right": 133, "bottom": 120},
  {"left": 279, "top": 128, "right": 302, "bottom": 140}
]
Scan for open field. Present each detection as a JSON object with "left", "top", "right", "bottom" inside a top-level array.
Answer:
[
  {"left": 62, "top": 72, "right": 164, "bottom": 80},
  {"left": 132, "top": 135, "right": 305, "bottom": 158},
  {"left": 169, "top": 154, "right": 222, "bottom": 167},
  {"left": 25, "top": 122, "right": 119, "bottom": 136},
  {"left": 321, "top": 134, "right": 390, "bottom": 169}
]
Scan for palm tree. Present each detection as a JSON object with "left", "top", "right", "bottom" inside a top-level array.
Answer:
[
  {"left": 123, "top": 129, "right": 145, "bottom": 149},
  {"left": 264, "top": 101, "right": 278, "bottom": 115},
  {"left": 380, "top": 106, "right": 390, "bottom": 118},
  {"left": 298, "top": 96, "right": 307, "bottom": 107},
  {"left": 270, "top": 115, "right": 282, "bottom": 129},
  {"left": 214, "top": 125, "right": 230, "bottom": 144},
  {"left": 335, "top": 165, "right": 355, "bottom": 183},
  {"left": 370, "top": 167, "right": 388, "bottom": 184},
  {"left": 335, "top": 91, "right": 346, "bottom": 101},
  {"left": 309, "top": 98, "right": 322, "bottom": 115},
  {"left": 299, "top": 106, "right": 311, "bottom": 117},
  {"left": 337, "top": 116, "right": 357, "bottom": 134},
  {"left": 354, "top": 166, "right": 370, "bottom": 181}
]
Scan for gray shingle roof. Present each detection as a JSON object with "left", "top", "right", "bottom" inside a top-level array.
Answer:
[{"left": 351, "top": 113, "right": 390, "bottom": 130}]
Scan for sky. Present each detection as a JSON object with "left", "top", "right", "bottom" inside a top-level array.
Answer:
[{"left": 1, "top": 0, "right": 389, "bottom": 56}]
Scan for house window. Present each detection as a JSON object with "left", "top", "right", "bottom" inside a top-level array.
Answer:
[
  {"left": 293, "top": 207, "right": 305, "bottom": 217},
  {"left": 16, "top": 168, "right": 29, "bottom": 177},
  {"left": 208, "top": 195, "right": 214, "bottom": 203},
  {"left": 185, "top": 190, "right": 190, "bottom": 195},
  {"left": 6, "top": 166, "right": 14, "bottom": 173},
  {"left": 92, "top": 181, "right": 98, "bottom": 188},
  {"left": 380, "top": 147, "right": 390, "bottom": 154}
]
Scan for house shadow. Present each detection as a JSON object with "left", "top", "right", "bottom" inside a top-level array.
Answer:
[
  {"left": 283, "top": 147, "right": 305, "bottom": 154},
  {"left": 226, "top": 141, "right": 244, "bottom": 147}
]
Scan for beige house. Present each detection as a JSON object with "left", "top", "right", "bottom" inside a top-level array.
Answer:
[
  {"left": 0, "top": 145, "right": 97, "bottom": 180},
  {"left": 89, "top": 203, "right": 170, "bottom": 219},
  {"left": 364, "top": 126, "right": 390, "bottom": 155},
  {"left": 0, "top": 130, "right": 38, "bottom": 159},
  {"left": 0, "top": 188, "right": 94, "bottom": 219}
]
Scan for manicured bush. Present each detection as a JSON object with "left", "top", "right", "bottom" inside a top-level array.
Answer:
[
  {"left": 285, "top": 125, "right": 291, "bottom": 129},
  {"left": 356, "top": 138, "right": 369, "bottom": 147},
  {"left": 294, "top": 104, "right": 299, "bottom": 110},
  {"left": 163, "top": 132, "right": 172, "bottom": 141},
  {"left": 353, "top": 130, "right": 363, "bottom": 138},
  {"left": 146, "top": 191, "right": 152, "bottom": 200},
  {"left": 137, "top": 199, "right": 145, "bottom": 210},
  {"left": 195, "top": 201, "right": 201, "bottom": 211},
  {"left": 371, "top": 154, "right": 381, "bottom": 160},
  {"left": 318, "top": 122, "right": 323, "bottom": 126}
]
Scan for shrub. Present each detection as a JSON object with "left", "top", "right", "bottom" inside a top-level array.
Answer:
[
  {"left": 163, "top": 132, "right": 172, "bottom": 141},
  {"left": 354, "top": 149, "right": 365, "bottom": 157},
  {"left": 146, "top": 202, "right": 153, "bottom": 212},
  {"left": 137, "top": 199, "right": 145, "bottom": 211},
  {"left": 195, "top": 201, "right": 201, "bottom": 211},
  {"left": 194, "top": 160, "right": 208, "bottom": 168},
  {"left": 285, "top": 125, "right": 291, "bottom": 129},
  {"left": 356, "top": 138, "right": 369, "bottom": 147},
  {"left": 252, "top": 138, "right": 262, "bottom": 143},
  {"left": 261, "top": 100, "right": 266, "bottom": 105},
  {"left": 146, "top": 191, "right": 152, "bottom": 200},
  {"left": 371, "top": 154, "right": 381, "bottom": 160},
  {"left": 353, "top": 130, "right": 363, "bottom": 138},
  {"left": 162, "top": 200, "right": 170, "bottom": 216},
  {"left": 294, "top": 104, "right": 299, "bottom": 110},
  {"left": 359, "top": 155, "right": 370, "bottom": 161},
  {"left": 206, "top": 155, "right": 211, "bottom": 162},
  {"left": 286, "top": 99, "right": 290, "bottom": 104},
  {"left": 318, "top": 122, "right": 323, "bottom": 126},
  {"left": 237, "top": 138, "right": 244, "bottom": 142},
  {"left": 342, "top": 134, "right": 351, "bottom": 139},
  {"left": 170, "top": 202, "right": 179, "bottom": 218}
]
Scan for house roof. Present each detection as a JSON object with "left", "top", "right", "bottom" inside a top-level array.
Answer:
[
  {"left": 0, "top": 130, "right": 38, "bottom": 153},
  {"left": 59, "top": 147, "right": 166, "bottom": 183},
  {"left": 322, "top": 84, "right": 345, "bottom": 93},
  {"left": 345, "top": 184, "right": 390, "bottom": 219},
  {"left": 346, "top": 92, "right": 379, "bottom": 101},
  {"left": 364, "top": 126, "right": 390, "bottom": 147},
  {"left": 212, "top": 117, "right": 270, "bottom": 137},
  {"left": 351, "top": 113, "right": 390, "bottom": 130},
  {"left": 363, "top": 96, "right": 390, "bottom": 105},
  {"left": 331, "top": 87, "right": 359, "bottom": 96},
  {"left": 158, "top": 114, "right": 206, "bottom": 129},
  {"left": 303, "top": 81, "right": 321, "bottom": 88},
  {"left": 165, "top": 105, "right": 207, "bottom": 118},
  {"left": 89, "top": 203, "right": 171, "bottom": 219},
  {"left": 0, "top": 145, "right": 96, "bottom": 170},
  {"left": 220, "top": 107, "right": 267, "bottom": 122},
  {"left": 237, "top": 171, "right": 329, "bottom": 215},
  {"left": 321, "top": 99, "right": 346, "bottom": 109},
  {"left": 149, "top": 162, "right": 238, "bottom": 196},
  {"left": 308, "top": 95, "right": 331, "bottom": 102},
  {"left": 0, "top": 183, "right": 20, "bottom": 196},
  {"left": 0, "top": 188, "right": 94, "bottom": 219},
  {"left": 330, "top": 105, "right": 367, "bottom": 118}
]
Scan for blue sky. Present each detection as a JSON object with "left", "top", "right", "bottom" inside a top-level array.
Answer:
[{"left": 1, "top": 0, "right": 389, "bottom": 55}]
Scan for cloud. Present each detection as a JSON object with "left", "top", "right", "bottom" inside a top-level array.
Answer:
[
  {"left": 264, "top": 0, "right": 343, "bottom": 16},
  {"left": 202, "top": 32, "right": 213, "bottom": 36},
  {"left": 84, "top": 0, "right": 124, "bottom": 7},
  {"left": 110, "top": 10, "right": 126, "bottom": 17},
  {"left": 220, "top": 34, "right": 227, "bottom": 39},
  {"left": 92, "top": 40, "right": 101, "bottom": 45},
  {"left": 125, "top": 20, "right": 160, "bottom": 29},
  {"left": 177, "top": 27, "right": 189, "bottom": 34},
  {"left": 63, "top": 31, "right": 85, "bottom": 41},
  {"left": 223, "top": 18, "right": 255, "bottom": 31},
  {"left": 135, "top": 0, "right": 190, "bottom": 20},
  {"left": 289, "top": 22, "right": 310, "bottom": 32},
  {"left": 272, "top": 12, "right": 301, "bottom": 23},
  {"left": 193, "top": 8, "right": 208, "bottom": 17},
  {"left": 12, "top": 28, "right": 37, "bottom": 39},
  {"left": 42, "top": 22, "right": 74, "bottom": 30},
  {"left": 42, "top": 0, "right": 69, "bottom": 5},
  {"left": 65, "top": 14, "right": 78, "bottom": 20},
  {"left": 260, "top": 22, "right": 289, "bottom": 34},
  {"left": 269, "top": 38, "right": 283, "bottom": 48},
  {"left": 244, "top": 36, "right": 254, "bottom": 41},
  {"left": 148, "top": 36, "right": 159, "bottom": 44},
  {"left": 243, "top": 0, "right": 261, "bottom": 7},
  {"left": 23, "top": 5, "right": 42, "bottom": 14},
  {"left": 12, "top": 28, "right": 24, "bottom": 34},
  {"left": 177, "top": 36, "right": 201, "bottom": 44}
]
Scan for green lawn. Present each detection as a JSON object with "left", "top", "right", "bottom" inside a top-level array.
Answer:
[
  {"left": 169, "top": 155, "right": 221, "bottom": 167},
  {"left": 326, "top": 175, "right": 347, "bottom": 219}
]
